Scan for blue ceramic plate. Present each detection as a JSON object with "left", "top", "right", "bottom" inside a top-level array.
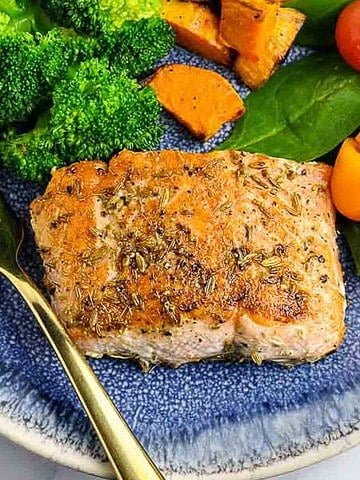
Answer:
[{"left": 0, "top": 46, "right": 359, "bottom": 479}]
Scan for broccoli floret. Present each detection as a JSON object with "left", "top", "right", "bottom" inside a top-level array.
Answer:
[
  {"left": 0, "top": 27, "right": 96, "bottom": 127},
  {"left": 0, "top": 33, "right": 42, "bottom": 126},
  {"left": 0, "top": 3, "right": 72, "bottom": 126},
  {"left": 50, "top": 59, "right": 163, "bottom": 160},
  {"left": 1, "top": 59, "right": 164, "bottom": 181},
  {"left": 0, "top": 117, "right": 63, "bottom": 182},
  {"left": 0, "top": 22, "right": 100, "bottom": 126},
  {"left": 36, "top": 28, "right": 97, "bottom": 88},
  {"left": 101, "top": 17, "right": 175, "bottom": 77},
  {"left": 41, "top": 0, "right": 161, "bottom": 36}
]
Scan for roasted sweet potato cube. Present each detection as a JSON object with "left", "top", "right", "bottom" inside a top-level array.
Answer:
[
  {"left": 234, "top": 7, "right": 306, "bottom": 89},
  {"left": 148, "top": 64, "right": 245, "bottom": 140},
  {"left": 162, "top": 0, "right": 232, "bottom": 66},
  {"left": 220, "top": 0, "right": 280, "bottom": 62}
]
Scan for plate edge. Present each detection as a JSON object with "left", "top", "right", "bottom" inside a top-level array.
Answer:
[{"left": 0, "top": 411, "right": 358, "bottom": 480}]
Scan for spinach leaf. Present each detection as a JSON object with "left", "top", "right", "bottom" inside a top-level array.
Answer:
[
  {"left": 285, "top": 0, "right": 352, "bottom": 46},
  {"left": 341, "top": 219, "right": 360, "bottom": 276},
  {"left": 217, "top": 54, "right": 360, "bottom": 162}
]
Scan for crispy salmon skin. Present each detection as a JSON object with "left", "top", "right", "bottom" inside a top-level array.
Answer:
[{"left": 30, "top": 150, "right": 346, "bottom": 368}]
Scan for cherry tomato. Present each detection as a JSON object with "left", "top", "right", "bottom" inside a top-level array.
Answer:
[
  {"left": 335, "top": 0, "right": 360, "bottom": 71},
  {"left": 331, "top": 137, "right": 360, "bottom": 221}
]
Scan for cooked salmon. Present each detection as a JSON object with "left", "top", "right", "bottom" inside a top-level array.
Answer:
[{"left": 30, "top": 150, "right": 346, "bottom": 368}]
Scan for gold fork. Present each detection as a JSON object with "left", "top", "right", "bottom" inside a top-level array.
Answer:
[{"left": 0, "top": 193, "right": 165, "bottom": 480}]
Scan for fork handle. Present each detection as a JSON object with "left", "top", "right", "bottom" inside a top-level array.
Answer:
[{"left": 5, "top": 267, "right": 165, "bottom": 480}]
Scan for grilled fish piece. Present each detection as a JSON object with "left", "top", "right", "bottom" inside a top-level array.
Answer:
[{"left": 30, "top": 150, "right": 346, "bottom": 367}]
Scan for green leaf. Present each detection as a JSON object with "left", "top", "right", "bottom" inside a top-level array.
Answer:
[
  {"left": 340, "top": 219, "right": 360, "bottom": 276},
  {"left": 217, "top": 54, "right": 360, "bottom": 162},
  {"left": 285, "top": 0, "right": 352, "bottom": 46}
]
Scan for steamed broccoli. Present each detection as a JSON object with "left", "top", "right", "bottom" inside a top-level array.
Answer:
[
  {"left": 0, "top": 33, "right": 42, "bottom": 126},
  {"left": 0, "top": 2, "right": 97, "bottom": 126},
  {"left": 35, "top": 18, "right": 174, "bottom": 86},
  {"left": 41, "top": 0, "right": 161, "bottom": 36},
  {"left": 0, "top": 5, "right": 172, "bottom": 126},
  {"left": 0, "top": 27, "right": 97, "bottom": 126},
  {"left": 0, "top": 124, "right": 63, "bottom": 182},
  {"left": 51, "top": 59, "right": 164, "bottom": 160},
  {"left": 36, "top": 28, "right": 97, "bottom": 88},
  {"left": 101, "top": 17, "right": 175, "bottom": 78},
  {"left": 0, "top": 1, "right": 172, "bottom": 182},
  {"left": 1, "top": 59, "right": 163, "bottom": 181}
]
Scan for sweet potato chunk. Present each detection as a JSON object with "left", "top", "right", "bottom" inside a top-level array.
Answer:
[
  {"left": 162, "top": 0, "right": 232, "bottom": 66},
  {"left": 234, "top": 7, "right": 306, "bottom": 89},
  {"left": 220, "top": 0, "right": 280, "bottom": 62},
  {"left": 148, "top": 64, "right": 245, "bottom": 140}
]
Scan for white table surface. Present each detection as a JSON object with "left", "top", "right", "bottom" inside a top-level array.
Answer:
[{"left": 0, "top": 435, "right": 358, "bottom": 480}]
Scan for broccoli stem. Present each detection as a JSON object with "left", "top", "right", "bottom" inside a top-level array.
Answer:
[
  {"left": 0, "top": 0, "right": 53, "bottom": 34},
  {"left": 0, "top": 107, "right": 62, "bottom": 182},
  {"left": 32, "top": 107, "right": 51, "bottom": 132},
  {"left": 31, "top": 0, "right": 54, "bottom": 32},
  {"left": 0, "top": 0, "right": 24, "bottom": 18}
]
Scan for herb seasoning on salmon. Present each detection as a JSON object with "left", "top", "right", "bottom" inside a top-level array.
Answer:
[{"left": 30, "top": 150, "right": 346, "bottom": 368}]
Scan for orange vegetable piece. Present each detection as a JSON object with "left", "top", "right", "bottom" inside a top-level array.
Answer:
[
  {"left": 220, "top": 0, "right": 280, "bottom": 62},
  {"left": 148, "top": 64, "right": 245, "bottom": 140},
  {"left": 234, "top": 7, "right": 306, "bottom": 89},
  {"left": 331, "top": 137, "right": 360, "bottom": 221},
  {"left": 162, "top": 0, "right": 232, "bottom": 66}
]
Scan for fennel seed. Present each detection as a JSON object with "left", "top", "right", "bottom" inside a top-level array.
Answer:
[
  {"left": 285, "top": 192, "right": 302, "bottom": 216},
  {"left": 159, "top": 187, "right": 170, "bottom": 210},
  {"left": 250, "top": 174, "right": 269, "bottom": 190},
  {"left": 75, "top": 285, "right": 83, "bottom": 300},
  {"left": 264, "top": 172, "right": 280, "bottom": 189},
  {"left": 251, "top": 351, "right": 263, "bottom": 365},
  {"left": 89, "top": 310, "right": 99, "bottom": 329},
  {"left": 252, "top": 199, "right": 271, "bottom": 218},
  {"left": 204, "top": 276, "right": 216, "bottom": 295},
  {"left": 216, "top": 199, "right": 233, "bottom": 212},
  {"left": 261, "top": 256, "right": 282, "bottom": 268},
  {"left": 249, "top": 161, "right": 266, "bottom": 170},
  {"left": 237, "top": 253, "right": 257, "bottom": 269},
  {"left": 74, "top": 179, "right": 83, "bottom": 197},
  {"left": 135, "top": 252, "right": 147, "bottom": 273}
]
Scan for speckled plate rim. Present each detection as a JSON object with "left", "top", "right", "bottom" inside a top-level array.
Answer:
[{"left": 0, "top": 406, "right": 358, "bottom": 479}]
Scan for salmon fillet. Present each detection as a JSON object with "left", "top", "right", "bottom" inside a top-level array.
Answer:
[{"left": 30, "top": 150, "right": 346, "bottom": 368}]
